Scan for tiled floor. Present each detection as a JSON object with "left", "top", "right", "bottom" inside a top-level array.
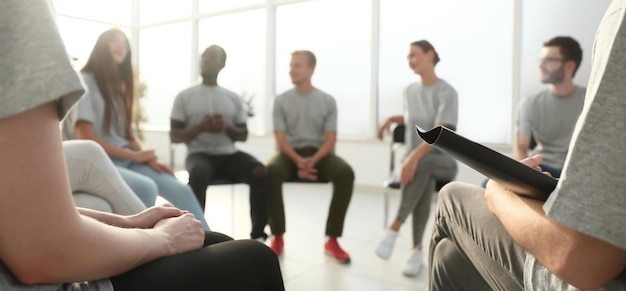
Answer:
[{"left": 199, "top": 182, "right": 437, "bottom": 291}]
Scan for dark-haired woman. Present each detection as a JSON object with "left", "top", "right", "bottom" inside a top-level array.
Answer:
[{"left": 374, "top": 40, "right": 458, "bottom": 277}]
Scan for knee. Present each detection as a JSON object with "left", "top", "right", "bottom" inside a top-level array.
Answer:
[
  {"left": 64, "top": 140, "right": 106, "bottom": 161},
  {"left": 335, "top": 164, "right": 355, "bottom": 183},
  {"left": 251, "top": 164, "right": 267, "bottom": 178},
  {"left": 436, "top": 181, "right": 466, "bottom": 204}
]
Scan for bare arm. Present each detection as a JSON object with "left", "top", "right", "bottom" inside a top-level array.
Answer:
[
  {"left": 513, "top": 134, "right": 531, "bottom": 161},
  {"left": 169, "top": 119, "right": 203, "bottom": 144},
  {"left": 225, "top": 123, "right": 248, "bottom": 142},
  {"left": 377, "top": 115, "right": 404, "bottom": 140},
  {"left": 0, "top": 103, "right": 204, "bottom": 284},
  {"left": 274, "top": 130, "right": 303, "bottom": 164},
  {"left": 485, "top": 156, "right": 626, "bottom": 289},
  {"left": 75, "top": 120, "right": 156, "bottom": 163},
  {"left": 310, "top": 131, "right": 336, "bottom": 165}
]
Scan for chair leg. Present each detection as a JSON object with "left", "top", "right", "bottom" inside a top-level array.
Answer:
[
  {"left": 383, "top": 187, "right": 389, "bottom": 229},
  {"left": 230, "top": 184, "right": 235, "bottom": 235}
]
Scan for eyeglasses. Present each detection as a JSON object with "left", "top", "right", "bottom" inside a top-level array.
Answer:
[{"left": 538, "top": 57, "right": 565, "bottom": 64}]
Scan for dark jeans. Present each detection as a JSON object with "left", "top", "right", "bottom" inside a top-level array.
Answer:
[
  {"left": 266, "top": 148, "right": 354, "bottom": 237},
  {"left": 186, "top": 151, "right": 268, "bottom": 240},
  {"left": 429, "top": 182, "right": 526, "bottom": 291},
  {"left": 111, "top": 232, "right": 284, "bottom": 291}
]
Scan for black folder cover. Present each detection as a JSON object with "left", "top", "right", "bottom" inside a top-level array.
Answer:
[{"left": 415, "top": 125, "right": 558, "bottom": 201}]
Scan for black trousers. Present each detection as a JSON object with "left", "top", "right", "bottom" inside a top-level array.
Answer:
[
  {"left": 110, "top": 232, "right": 284, "bottom": 291},
  {"left": 186, "top": 151, "right": 269, "bottom": 239}
]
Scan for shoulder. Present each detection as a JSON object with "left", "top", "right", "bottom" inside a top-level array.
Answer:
[
  {"left": 275, "top": 89, "right": 294, "bottom": 101},
  {"left": 435, "top": 79, "right": 458, "bottom": 95},
  {"left": 218, "top": 86, "right": 241, "bottom": 101},
  {"left": 314, "top": 88, "right": 334, "bottom": 100}
]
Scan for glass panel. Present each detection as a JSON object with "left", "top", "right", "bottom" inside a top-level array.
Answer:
[
  {"left": 139, "top": 23, "right": 192, "bottom": 128},
  {"left": 379, "top": 0, "right": 514, "bottom": 144},
  {"left": 139, "top": 0, "right": 192, "bottom": 25},
  {"left": 56, "top": 17, "right": 129, "bottom": 70},
  {"left": 276, "top": 0, "right": 372, "bottom": 138},
  {"left": 198, "top": 9, "right": 267, "bottom": 135},
  {"left": 54, "top": 0, "right": 131, "bottom": 25},
  {"left": 199, "top": 0, "right": 265, "bottom": 14}
]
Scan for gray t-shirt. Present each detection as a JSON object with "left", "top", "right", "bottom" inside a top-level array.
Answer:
[
  {"left": 273, "top": 88, "right": 337, "bottom": 149},
  {"left": 403, "top": 79, "right": 458, "bottom": 152},
  {"left": 67, "top": 72, "right": 130, "bottom": 149},
  {"left": 518, "top": 87, "right": 586, "bottom": 170},
  {"left": 171, "top": 84, "right": 247, "bottom": 155},
  {"left": 0, "top": 1, "right": 113, "bottom": 290},
  {"left": 524, "top": 0, "right": 626, "bottom": 289}
]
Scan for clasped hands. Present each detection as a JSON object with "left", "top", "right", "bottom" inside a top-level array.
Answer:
[
  {"left": 199, "top": 113, "right": 228, "bottom": 133},
  {"left": 297, "top": 157, "right": 318, "bottom": 181}
]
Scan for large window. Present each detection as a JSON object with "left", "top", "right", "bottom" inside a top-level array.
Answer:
[
  {"left": 51, "top": 0, "right": 610, "bottom": 144},
  {"left": 379, "top": 0, "right": 514, "bottom": 144},
  {"left": 275, "top": 0, "right": 372, "bottom": 138},
  {"left": 198, "top": 9, "right": 267, "bottom": 135}
]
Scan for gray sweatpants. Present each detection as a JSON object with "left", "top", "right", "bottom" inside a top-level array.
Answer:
[
  {"left": 395, "top": 152, "right": 457, "bottom": 247},
  {"left": 429, "top": 182, "right": 526, "bottom": 291},
  {"left": 64, "top": 140, "right": 146, "bottom": 215}
]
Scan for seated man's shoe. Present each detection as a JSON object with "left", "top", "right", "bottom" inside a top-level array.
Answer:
[
  {"left": 270, "top": 235, "right": 284, "bottom": 257},
  {"left": 402, "top": 248, "right": 423, "bottom": 277},
  {"left": 375, "top": 229, "right": 398, "bottom": 260},
  {"left": 324, "top": 237, "right": 351, "bottom": 264}
]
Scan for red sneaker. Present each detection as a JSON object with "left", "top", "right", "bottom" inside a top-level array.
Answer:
[
  {"left": 270, "top": 235, "right": 284, "bottom": 257},
  {"left": 324, "top": 237, "right": 351, "bottom": 264}
]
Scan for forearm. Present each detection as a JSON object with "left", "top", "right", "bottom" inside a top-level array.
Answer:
[
  {"left": 408, "top": 142, "right": 433, "bottom": 161},
  {"left": 170, "top": 126, "right": 202, "bottom": 144},
  {"left": 225, "top": 124, "right": 248, "bottom": 142},
  {"left": 275, "top": 133, "right": 302, "bottom": 163},
  {"left": 487, "top": 183, "right": 625, "bottom": 289},
  {"left": 78, "top": 135, "right": 136, "bottom": 161},
  {"left": 78, "top": 208, "right": 130, "bottom": 227},
  {"left": 386, "top": 115, "right": 404, "bottom": 124},
  {"left": 311, "top": 137, "right": 336, "bottom": 165}
]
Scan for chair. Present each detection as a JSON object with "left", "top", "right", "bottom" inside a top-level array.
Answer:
[{"left": 382, "top": 124, "right": 452, "bottom": 228}]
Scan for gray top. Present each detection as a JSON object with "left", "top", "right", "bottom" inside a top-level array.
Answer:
[
  {"left": 524, "top": 0, "right": 626, "bottom": 289},
  {"left": 0, "top": 1, "right": 113, "bottom": 290},
  {"left": 171, "top": 84, "right": 247, "bottom": 155},
  {"left": 273, "top": 88, "right": 337, "bottom": 149},
  {"left": 518, "top": 87, "right": 586, "bottom": 169},
  {"left": 68, "top": 72, "right": 130, "bottom": 149},
  {"left": 403, "top": 79, "right": 458, "bottom": 152}
]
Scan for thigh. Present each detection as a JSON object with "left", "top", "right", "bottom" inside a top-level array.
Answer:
[
  {"left": 185, "top": 153, "right": 219, "bottom": 178},
  {"left": 110, "top": 232, "right": 281, "bottom": 291},
  {"left": 315, "top": 153, "right": 354, "bottom": 181},
  {"left": 435, "top": 182, "right": 526, "bottom": 288},
  {"left": 222, "top": 151, "right": 265, "bottom": 181},
  {"left": 266, "top": 151, "right": 296, "bottom": 178}
]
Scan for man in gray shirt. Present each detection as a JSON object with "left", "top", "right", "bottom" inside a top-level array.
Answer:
[
  {"left": 429, "top": 1, "right": 626, "bottom": 290},
  {"left": 515, "top": 36, "right": 586, "bottom": 178},
  {"left": 170, "top": 45, "right": 268, "bottom": 241},
  {"left": 267, "top": 50, "right": 355, "bottom": 264}
]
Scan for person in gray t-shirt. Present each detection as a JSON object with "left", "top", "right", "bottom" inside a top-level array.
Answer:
[
  {"left": 170, "top": 45, "right": 269, "bottom": 241},
  {"left": 515, "top": 36, "right": 586, "bottom": 178},
  {"left": 374, "top": 40, "right": 458, "bottom": 277},
  {"left": 429, "top": 1, "right": 626, "bottom": 290},
  {"left": 266, "top": 50, "right": 355, "bottom": 264}
]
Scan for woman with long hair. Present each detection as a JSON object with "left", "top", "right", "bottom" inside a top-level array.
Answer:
[
  {"left": 69, "top": 28, "right": 209, "bottom": 230},
  {"left": 0, "top": 2, "right": 283, "bottom": 290},
  {"left": 375, "top": 40, "right": 459, "bottom": 277}
]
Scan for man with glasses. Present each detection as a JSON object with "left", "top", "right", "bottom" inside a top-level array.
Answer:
[{"left": 514, "top": 36, "right": 585, "bottom": 178}]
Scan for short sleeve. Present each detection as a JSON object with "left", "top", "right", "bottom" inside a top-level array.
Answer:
[
  {"left": 273, "top": 96, "right": 286, "bottom": 131},
  {"left": 434, "top": 84, "right": 458, "bottom": 128},
  {"left": 75, "top": 86, "right": 97, "bottom": 125},
  {"left": 233, "top": 94, "right": 248, "bottom": 125},
  {"left": 544, "top": 5, "right": 626, "bottom": 249},
  {"left": 170, "top": 92, "right": 187, "bottom": 123},
  {"left": 0, "top": 1, "right": 84, "bottom": 120},
  {"left": 324, "top": 96, "right": 338, "bottom": 132},
  {"left": 517, "top": 96, "right": 534, "bottom": 136}
]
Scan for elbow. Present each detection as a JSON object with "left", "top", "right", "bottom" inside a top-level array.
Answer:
[
  {"left": 547, "top": 252, "right": 624, "bottom": 290},
  {"left": 8, "top": 256, "right": 67, "bottom": 285}
]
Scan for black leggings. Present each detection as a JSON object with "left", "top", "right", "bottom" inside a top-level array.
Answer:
[{"left": 110, "top": 232, "right": 284, "bottom": 291}]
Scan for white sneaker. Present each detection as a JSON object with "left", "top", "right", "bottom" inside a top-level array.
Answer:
[
  {"left": 374, "top": 229, "right": 398, "bottom": 260},
  {"left": 402, "top": 249, "right": 423, "bottom": 277}
]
